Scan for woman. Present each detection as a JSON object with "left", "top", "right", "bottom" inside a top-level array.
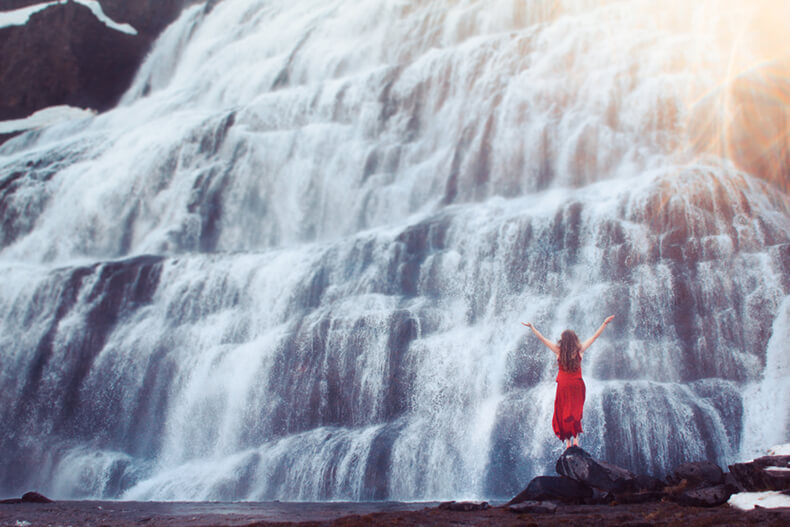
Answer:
[{"left": 521, "top": 316, "right": 615, "bottom": 449}]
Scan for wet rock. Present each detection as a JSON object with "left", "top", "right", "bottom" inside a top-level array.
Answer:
[
  {"left": 507, "top": 475, "right": 593, "bottom": 505},
  {"left": 507, "top": 500, "right": 558, "bottom": 513},
  {"left": 670, "top": 484, "right": 733, "bottom": 507},
  {"left": 670, "top": 461, "right": 723, "bottom": 486},
  {"left": 0, "top": 0, "right": 194, "bottom": 123},
  {"left": 723, "top": 471, "right": 745, "bottom": 492},
  {"left": 0, "top": 2, "right": 144, "bottom": 121},
  {"left": 438, "top": 500, "right": 489, "bottom": 511},
  {"left": 555, "top": 445, "right": 638, "bottom": 493},
  {"left": 729, "top": 455, "right": 790, "bottom": 491},
  {"left": 634, "top": 474, "right": 665, "bottom": 492},
  {"left": 0, "top": 491, "right": 53, "bottom": 504},
  {"left": 587, "top": 487, "right": 614, "bottom": 504},
  {"left": 21, "top": 491, "right": 53, "bottom": 503},
  {"left": 610, "top": 475, "right": 664, "bottom": 504}
]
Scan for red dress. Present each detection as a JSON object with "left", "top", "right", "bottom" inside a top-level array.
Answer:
[{"left": 552, "top": 364, "right": 586, "bottom": 441}]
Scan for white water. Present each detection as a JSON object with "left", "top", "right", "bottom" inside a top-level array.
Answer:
[
  {"left": 740, "top": 296, "right": 790, "bottom": 460},
  {"left": 0, "top": 0, "right": 788, "bottom": 500},
  {"left": 0, "top": 106, "right": 96, "bottom": 135}
]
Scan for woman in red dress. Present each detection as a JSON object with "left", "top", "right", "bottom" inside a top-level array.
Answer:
[{"left": 521, "top": 316, "right": 615, "bottom": 449}]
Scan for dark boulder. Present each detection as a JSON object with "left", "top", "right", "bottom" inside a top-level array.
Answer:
[
  {"left": 611, "top": 474, "right": 665, "bottom": 504},
  {"left": 663, "top": 463, "right": 737, "bottom": 508},
  {"left": 610, "top": 474, "right": 665, "bottom": 504},
  {"left": 507, "top": 475, "right": 593, "bottom": 505},
  {"left": 723, "top": 471, "right": 745, "bottom": 492},
  {"left": 21, "top": 491, "right": 53, "bottom": 503},
  {"left": 669, "top": 484, "right": 733, "bottom": 507},
  {"left": 555, "top": 445, "right": 638, "bottom": 493},
  {"left": 508, "top": 500, "right": 558, "bottom": 514},
  {"left": 587, "top": 487, "right": 614, "bottom": 504},
  {"left": 729, "top": 455, "right": 790, "bottom": 491},
  {"left": 669, "top": 461, "right": 723, "bottom": 486},
  {"left": 0, "top": 491, "right": 53, "bottom": 504},
  {"left": 634, "top": 474, "right": 665, "bottom": 492}
]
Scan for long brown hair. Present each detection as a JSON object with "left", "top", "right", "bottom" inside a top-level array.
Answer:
[{"left": 558, "top": 330, "right": 582, "bottom": 372}]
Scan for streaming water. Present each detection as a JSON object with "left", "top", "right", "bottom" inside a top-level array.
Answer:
[{"left": 0, "top": 0, "right": 788, "bottom": 500}]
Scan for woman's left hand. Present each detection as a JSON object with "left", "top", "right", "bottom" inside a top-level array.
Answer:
[{"left": 521, "top": 322, "right": 532, "bottom": 328}]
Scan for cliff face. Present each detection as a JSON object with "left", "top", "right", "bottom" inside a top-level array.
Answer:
[
  {"left": 99, "top": 0, "right": 197, "bottom": 37},
  {"left": 0, "top": 0, "right": 194, "bottom": 121}
]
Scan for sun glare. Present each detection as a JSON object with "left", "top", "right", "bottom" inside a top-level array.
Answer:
[{"left": 674, "top": 0, "right": 790, "bottom": 190}]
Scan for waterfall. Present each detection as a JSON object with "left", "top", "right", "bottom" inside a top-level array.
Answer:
[{"left": 0, "top": 0, "right": 788, "bottom": 501}]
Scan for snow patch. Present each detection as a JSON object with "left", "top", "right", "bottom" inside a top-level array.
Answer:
[
  {"left": 728, "top": 491, "right": 790, "bottom": 510},
  {"left": 0, "top": 0, "right": 137, "bottom": 35},
  {"left": 0, "top": 105, "right": 96, "bottom": 134},
  {"left": 0, "top": 2, "right": 56, "bottom": 27}
]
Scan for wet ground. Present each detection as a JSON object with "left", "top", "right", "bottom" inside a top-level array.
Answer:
[
  {"left": 1, "top": 500, "right": 789, "bottom": 526},
  {"left": 0, "top": 500, "right": 437, "bottom": 526}
]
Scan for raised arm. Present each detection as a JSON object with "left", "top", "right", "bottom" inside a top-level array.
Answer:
[
  {"left": 521, "top": 322, "right": 560, "bottom": 358},
  {"left": 580, "top": 315, "right": 615, "bottom": 355}
]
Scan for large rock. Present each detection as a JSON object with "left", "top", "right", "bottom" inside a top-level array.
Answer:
[
  {"left": 670, "top": 461, "right": 724, "bottom": 486},
  {"left": 555, "top": 446, "right": 638, "bottom": 493},
  {"left": 507, "top": 475, "right": 592, "bottom": 505},
  {"left": 729, "top": 455, "right": 790, "bottom": 491},
  {"left": 0, "top": 491, "right": 53, "bottom": 504},
  {"left": 0, "top": 0, "right": 196, "bottom": 122},
  {"left": 634, "top": 473, "right": 665, "bottom": 492},
  {"left": 724, "top": 471, "right": 745, "bottom": 492},
  {"left": 670, "top": 484, "right": 733, "bottom": 507},
  {"left": 21, "top": 491, "right": 53, "bottom": 503}
]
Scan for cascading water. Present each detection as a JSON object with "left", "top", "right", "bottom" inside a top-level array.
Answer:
[{"left": 0, "top": 0, "right": 788, "bottom": 501}]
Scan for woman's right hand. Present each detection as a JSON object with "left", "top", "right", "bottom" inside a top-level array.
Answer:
[{"left": 604, "top": 315, "right": 615, "bottom": 325}]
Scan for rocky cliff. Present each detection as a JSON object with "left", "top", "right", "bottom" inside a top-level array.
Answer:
[{"left": 0, "top": 0, "right": 195, "bottom": 122}]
